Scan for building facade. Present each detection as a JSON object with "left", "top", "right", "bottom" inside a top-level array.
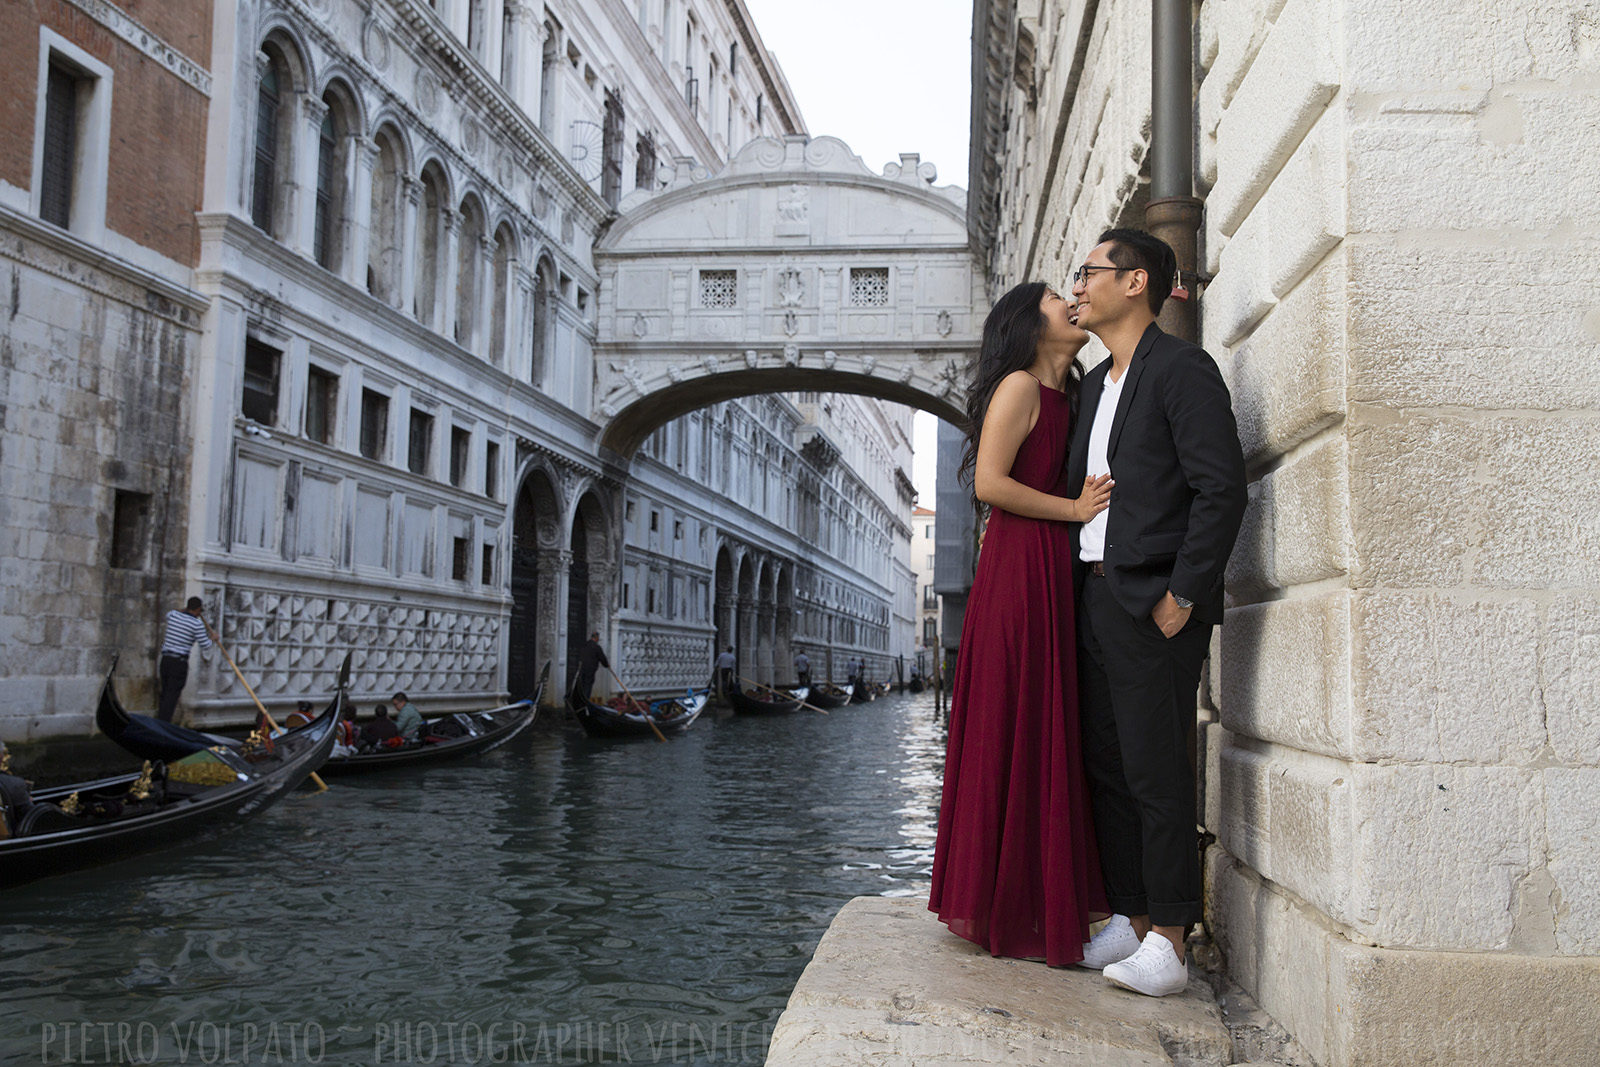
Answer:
[
  {"left": 0, "top": 0, "right": 924, "bottom": 737},
  {"left": 970, "top": 1, "right": 1600, "bottom": 1063},
  {"left": 0, "top": 0, "right": 213, "bottom": 733},
  {"left": 910, "top": 505, "right": 939, "bottom": 678}
]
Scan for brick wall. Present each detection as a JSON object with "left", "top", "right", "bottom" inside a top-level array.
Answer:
[{"left": 0, "top": 0, "right": 209, "bottom": 266}]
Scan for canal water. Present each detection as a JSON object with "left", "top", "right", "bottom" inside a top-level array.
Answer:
[{"left": 0, "top": 693, "right": 947, "bottom": 1065}]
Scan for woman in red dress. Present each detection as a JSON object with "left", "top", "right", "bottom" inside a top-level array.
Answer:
[{"left": 929, "top": 281, "right": 1112, "bottom": 966}]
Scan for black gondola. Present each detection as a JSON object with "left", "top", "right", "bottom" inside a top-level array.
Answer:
[
  {"left": 319, "top": 663, "right": 547, "bottom": 775},
  {"left": 570, "top": 687, "right": 711, "bottom": 739},
  {"left": 727, "top": 682, "right": 803, "bottom": 715},
  {"left": 804, "top": 682, "right": 854, "bottom": 710},
  {"left": 1, "top": 657, "right": 343, "bottom": 889}
]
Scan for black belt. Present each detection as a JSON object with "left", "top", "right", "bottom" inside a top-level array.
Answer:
[
  {"left": 1087, "top": 561, "right": 1106, "bottom": 577},
  {"left": 162, "top": 652, "right": 189, "bottom": 660}
]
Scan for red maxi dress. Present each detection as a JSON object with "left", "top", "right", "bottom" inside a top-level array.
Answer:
[{"left": 929, "top": 377, "right": 1105, "bottom": 966}]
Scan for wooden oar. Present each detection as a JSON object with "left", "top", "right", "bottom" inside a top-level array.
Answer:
[
  {"left": 605, "top": 667, "right": 667, "bottom": 743},
  {"left": 214, "top": 640, "right": 328, "bottom": 792},
  {"left": 740, "top": 675, "right": 829, "bottom": 715}
]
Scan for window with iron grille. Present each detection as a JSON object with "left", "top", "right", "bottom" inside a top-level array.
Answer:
[
  {"left": 484, "top": 440, "right": 500, "bottom": 498},
  {"left": 313, "top": 111, "right": 337, "bottom": 268},
  {"left": 481, "top": 543, "right": 495, "bottom": 585},
  {"left": 360, "top": 389, "right": 389, "bottom": 461},
  {"left": 850, "top": 267, "right": 890, "bottom": 306},
  {"left": 110, "top": 490, "right": 150, "bottom": 571},
  {"left": 699, "top": 269, "right": 736, "bottom": 309},
  {"left": 449, "top": 426, "right": 470, "bottom": 487},
  {"left": 452, "top": 537, "right": 471, "bottom": 581},
  {"left": 40, "top": 62, "right": 81, "bottom": 229},
  {"left": 683, "top": 75, "right": 698, "bottom": 114},
  {"left": 408, "top": 409, "right": 434, "bottom": 476},
  {"left": 305, "top": 365, "right": 337, "bottom": 444},
  {"left": 241, "top": 340, "right": 280, "bottom": 425},
  {"left": 252, "top": 61, "right": 279, "bottom": 231}
]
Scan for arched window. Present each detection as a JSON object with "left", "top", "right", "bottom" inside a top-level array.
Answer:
[
  {"left": 455, "top": 196, "right": 484, "bottom": 348},
  {"left": 251, "top": 42, "right": 300, "bottom": 238},
  {"left": 491, "top": 222, "right": 514, "bottom": 367},
  {"left": 251, "top": 60, "right": 279, "bottom": 231},
  {"left": 367, "top": 128, "right": 403, "bottom": 304},
  {"left": 415, "top": 164, "right": 446, "bottom": 326},
  {"left": 313, "top": 107, "right": 338, "bottom": 268}
]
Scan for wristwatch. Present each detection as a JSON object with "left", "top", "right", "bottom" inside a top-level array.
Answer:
[{"left": 1170, "top": 593, "right": 1194, "bottom": 610}]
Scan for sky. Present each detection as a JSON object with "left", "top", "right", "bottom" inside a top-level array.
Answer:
[{"left": 739, "top": 0, "right": 973, "bottom": 506}]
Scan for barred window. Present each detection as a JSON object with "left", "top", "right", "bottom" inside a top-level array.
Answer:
[
  {"left": 699, "top": 269, "right": 737, "bottom": 308},
  {"left": 850, "top": 268, "right": 889, "bottom": 306},
  {"left": 40, "top": 62, "right": 81, "bottom": 229}
]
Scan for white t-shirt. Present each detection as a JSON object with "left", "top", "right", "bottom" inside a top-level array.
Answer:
[{"left": 1078, "top": 366, "right": 1127, "bottom": 563}]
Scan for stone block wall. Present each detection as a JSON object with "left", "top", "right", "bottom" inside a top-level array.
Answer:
[
  {"left": 1198, "top": 0, "right": 1600, "bottom": 1061},
  {"left": 0, "top": 218, "right": 204, "bottom": 739}
]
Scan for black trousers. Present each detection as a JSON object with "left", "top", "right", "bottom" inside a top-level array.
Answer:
[
  {"left": 157, "top": 654, "right": 189, "bottom": 722},
  {"left": 1077, "top": 573, "right": 1211, "bottom": 927}
]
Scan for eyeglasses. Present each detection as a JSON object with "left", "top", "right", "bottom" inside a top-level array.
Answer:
[{"left": 1072, "top": 264, "right": 1128, "bottom": 284}]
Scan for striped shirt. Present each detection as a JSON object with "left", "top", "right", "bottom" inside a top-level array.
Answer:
[{"left": 161, "top": 610, "right": 214, "bottom": 658}]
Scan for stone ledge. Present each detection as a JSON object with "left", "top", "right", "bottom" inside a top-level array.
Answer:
[{"left": 766, "top": 895, "right": 1232, "bottom": 1066}]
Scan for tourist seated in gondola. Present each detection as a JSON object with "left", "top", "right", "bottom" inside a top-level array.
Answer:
[
  {"left": 284, "top": 700, "right": 317, "bottom": 729},
  {"left": 391, "top": 692, "right": 423, "bottom": 740},
  {"left": 0, "top": 741, "right": 32, "bottom": 840},
  {"left": 332, "top": 705, "right": 360, "bottom": 757},
  {"left": 359, "top": 704, "right": 400, "bottom": 750}
]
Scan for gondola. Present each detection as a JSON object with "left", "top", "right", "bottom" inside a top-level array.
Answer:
[
  {"left": 1, "top": 657, "right": 344, "bottom": 889},
  {"left": 726, "top": 682, "right": 803, "bottom": 715},
  {"left": 569, "top": 687, "right": 711, "bottom": 739},
  {"left": 804, "top": 682, "right": 854, "bottom": 710},
  {"left": 319, "top": 664, "right": 547, "bottom": 775},
  {"left": 849, "top": 680, "right": 893, "bottom": 704}
]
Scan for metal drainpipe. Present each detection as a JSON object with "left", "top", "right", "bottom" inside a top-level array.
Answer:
[{"left": 1147, "top": 0, "right": 1203, "bottom": 343}]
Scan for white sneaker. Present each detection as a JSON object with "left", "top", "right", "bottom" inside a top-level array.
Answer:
[
  {"left": 1103, "top": 931, "right": 1189, "bottom": 997},
  {"left": 1077, "top": 913, "right": 1140, "bottom": 970}
]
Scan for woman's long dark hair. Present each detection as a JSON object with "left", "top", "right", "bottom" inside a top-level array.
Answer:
[{"left": 957, "top": 281, "right": 1082, "bottom": 492}]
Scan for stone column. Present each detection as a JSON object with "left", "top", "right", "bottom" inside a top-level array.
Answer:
[
  {"left": 756, "top": 602, "right": 776, "bottom": 684},
  {"left": 536, "top": 548, "right": 570, "bottom": 699},
  {"left": 399, "top": 177, "right": 420, "bottom": 313},
  {"left": 347, "top": 135, "right": 376, "bottom": 291},
  {"left": 511, "top": 263, "right": 534, "bottom": 379},
  {"left": 292, "top": 93, "right": 328, "bottom": 258},
  {"left": 439, "top": 207, "right": 460, "bottom": 337},
  {"left": 475, "top": 231, "right": 496, "bottom": 360},
  {"left": 484, "top": 0, "right": 506, "bottom": 84}
]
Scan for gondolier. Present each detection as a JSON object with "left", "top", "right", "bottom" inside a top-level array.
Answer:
[
  {"left": 157, "top": 597, "right": 217, "bottom": 722},
  {"left": 573, "top": 632, "right": 609, "bottom": 703},
  {"left": 714, "top": 646, "right": 736, "bottom": 697},
  {"left": 794, "top": 650, "right": 811, "bottom": 687}
]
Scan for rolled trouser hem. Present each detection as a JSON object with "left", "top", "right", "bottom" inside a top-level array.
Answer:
[
  {"left": 1149, "top": 900, "right": 1203, "bottom": 928},
  {"left": 1107, "top": 895, "right": 1148, "bottom": 917}
]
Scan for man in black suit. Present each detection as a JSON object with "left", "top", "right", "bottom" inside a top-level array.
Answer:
[{"left": 1067, "top": 228, "right": 1247, "bottom": 996}]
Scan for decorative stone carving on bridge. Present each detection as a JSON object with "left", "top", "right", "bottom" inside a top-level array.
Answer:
[{"left": 594, "top": 135, "right": 983, "bottom": 456}]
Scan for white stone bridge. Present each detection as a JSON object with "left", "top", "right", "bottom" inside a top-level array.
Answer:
[{"left": 591, "top": 135, "right": 981, "bottom": 456}]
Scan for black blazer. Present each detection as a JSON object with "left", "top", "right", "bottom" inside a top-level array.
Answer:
[{"left": 1068, "top": 323, "right": 1247, "bottom": 624}]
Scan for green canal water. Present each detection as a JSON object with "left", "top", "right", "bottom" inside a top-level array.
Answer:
[{"left": 0, "top": 693, "right": 946, "bottom": 1065}]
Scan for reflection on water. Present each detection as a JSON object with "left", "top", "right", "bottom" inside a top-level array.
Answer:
[{"left": 0, "top": 692, "right": 946, "bottom": 1065}]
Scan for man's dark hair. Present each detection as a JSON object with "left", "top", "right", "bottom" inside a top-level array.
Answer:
[
  {"left": 392, "top": 691, "right": 408, "bottom": 702},
  {"left": 373, "top": 703, "right": 390, "bottom": 717},
  {"left": 1098, "top": 227, "right": 1177, "bottom": 316},
  {"left": 185, "top": 596, "right": 204, "bottom": 611}
]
